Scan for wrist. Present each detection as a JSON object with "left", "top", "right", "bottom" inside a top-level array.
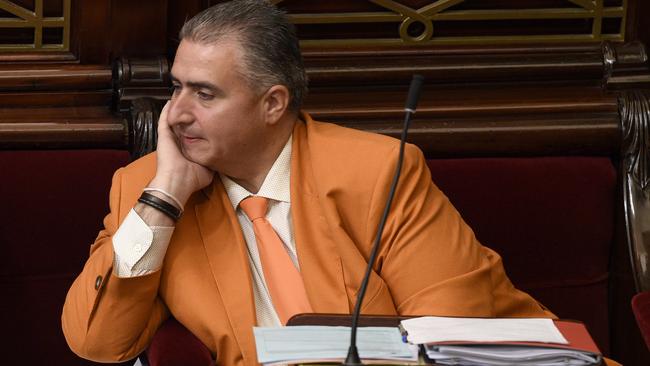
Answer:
[
  {"left": 148, "top": 175, "right": 193, "bottom": 207},
  {"left": 138, "top": 192, "right": 182, "bottom": 222},
  {"left": 142, "top": 188, "right": 184, "bottom": 211}
]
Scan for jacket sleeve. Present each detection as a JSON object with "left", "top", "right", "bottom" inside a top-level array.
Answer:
[
  {"left": 61, "top": 167, "right": 170, "bottom": 363},
  {"left": 372, "top": 144, "right": 555, "bottom": 318}
]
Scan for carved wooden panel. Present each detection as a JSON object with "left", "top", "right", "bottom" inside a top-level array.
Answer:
[{"left": 621, "top": 90, "right": 650, "bottom": 292}]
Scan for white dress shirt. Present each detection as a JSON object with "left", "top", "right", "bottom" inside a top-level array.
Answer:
[{"left": 112, "top": 136, "right": 295, "bottom": 328}]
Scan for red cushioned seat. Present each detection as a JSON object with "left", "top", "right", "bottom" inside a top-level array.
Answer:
[
  {"left": 426, "top": 157, "right": 615, "bottom": 354},
  {"left": 145, "top": 318, "right": 214, "bottom": 366},
  {"left": 0, "top": 150, "right": 131, "bottom": 366},
  {"left": 632, "top": 291, "right": 650, "bottom": 351}
]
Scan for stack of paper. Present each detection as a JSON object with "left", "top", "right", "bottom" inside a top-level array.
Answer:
[
  {"left": 400, "top": 317, "right": 602, "bottom": 366},
  {"left": 253, "top": 326, "right": 418, "bottom": 365},
  {"left": 424, "top": 345, "right": 600, "bottom": 366}
]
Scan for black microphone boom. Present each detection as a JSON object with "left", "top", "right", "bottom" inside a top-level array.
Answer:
[
  {"left": 405, "top": 74, "right": 424, "bottom": 113},
  {"left": 342, "top": 74, "right": 424, "bottom": 366}
]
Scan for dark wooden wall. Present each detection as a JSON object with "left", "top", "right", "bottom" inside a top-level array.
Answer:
[{"left": 2, "top": 0, "right": 648, "bottom": 156}]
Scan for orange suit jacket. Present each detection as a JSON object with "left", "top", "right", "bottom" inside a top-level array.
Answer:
[{"left": 62, "top": 114, "right": 553, "bottom": 365}]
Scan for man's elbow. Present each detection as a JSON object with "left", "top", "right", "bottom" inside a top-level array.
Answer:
[{"left": 61, "top": 310, "right": 142, "bottom": 363}]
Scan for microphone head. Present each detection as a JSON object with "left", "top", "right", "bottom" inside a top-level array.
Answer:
[{"left": 405, "top": 74, "right": 424, "bottom": 113}]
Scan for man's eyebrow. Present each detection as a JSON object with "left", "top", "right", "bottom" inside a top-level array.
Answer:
[{"left": 170, "top": 74, "right": 223, "bottom": 94}]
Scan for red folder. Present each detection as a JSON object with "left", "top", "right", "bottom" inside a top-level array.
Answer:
[{"left": 545, "top": 320, "right": 601, "bottom": 355}]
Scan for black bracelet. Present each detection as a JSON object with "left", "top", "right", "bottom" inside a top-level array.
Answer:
[{"left": 138, "top": 192, "right": 182, "bottom": 221}]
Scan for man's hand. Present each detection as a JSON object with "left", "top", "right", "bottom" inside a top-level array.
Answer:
[{"left": 148, "top": 101, "right": 214, "bottom": 208}]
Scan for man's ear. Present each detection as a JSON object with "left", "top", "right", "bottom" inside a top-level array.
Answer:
[{"left": 262, "top": 85, "right": 290, "bottom": 125}]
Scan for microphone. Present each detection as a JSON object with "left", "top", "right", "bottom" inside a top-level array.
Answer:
[{"left": 342, "top": 74, "right": 424, "bottom": 366}]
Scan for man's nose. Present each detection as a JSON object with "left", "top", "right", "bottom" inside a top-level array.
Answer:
[{"left": 167, "top": 93, "right": 194, "bottom": 126}]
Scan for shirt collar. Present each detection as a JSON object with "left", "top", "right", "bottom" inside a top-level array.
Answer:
[{"left": 220, "top": 135, "right": 292, "bottom": 209}]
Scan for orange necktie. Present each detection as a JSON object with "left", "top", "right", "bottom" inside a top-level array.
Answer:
[{"left": 239, "top": 196, "right": 313, "bottom": 325}]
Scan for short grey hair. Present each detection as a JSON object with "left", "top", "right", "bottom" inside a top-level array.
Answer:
[{"left": 179, "top": 0, "right": 308, "bottom": 113}]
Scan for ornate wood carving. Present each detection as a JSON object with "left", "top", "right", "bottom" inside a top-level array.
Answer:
[
  {"left": 113, "top": 57, "right": 170, "bottom": 158},
  {"left": 621, "top": 91, "right": 650, "bottom": 189},
  {"left": 128, "top": 98, "right": 161, "bottom": 160},
  {"left": 113, "top": 56, "right": 171, "bottom": 112},
  {"left": 621, "top": 90, "right": 650, "bottom": 292},
  {"left": 605, "top": 41, "right": 650, "bottom": 89}
]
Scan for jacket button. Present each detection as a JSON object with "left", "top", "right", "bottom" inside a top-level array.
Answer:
[{"left": 95, "top": 275, "right": 103, "bottom": 290}]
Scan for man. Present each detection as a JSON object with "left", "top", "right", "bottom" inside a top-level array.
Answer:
[{"left": 62, "top": 1, "right": 552, "bottom": 365}]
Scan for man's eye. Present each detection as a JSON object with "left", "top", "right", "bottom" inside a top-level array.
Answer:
[
  {"left": 197, "top": 91, "right": 214, "bottom": 100},
  {"left": 170, "top": 85, "right": 181, "bottom": 94}
]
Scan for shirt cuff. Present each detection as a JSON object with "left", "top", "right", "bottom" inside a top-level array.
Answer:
[{"left": 112, "top": 208, "right": 174, "bottom": 277}]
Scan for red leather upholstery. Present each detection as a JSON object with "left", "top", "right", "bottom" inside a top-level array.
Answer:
[
  {"left": 427, "top": 157, "right": 615, "bottom": 354},
  {"left": 0, "top": 150, "right": 131, "bottom": 366},
  {"left": 145, "top": 318, "right": 214, "bottom": 366},
  {"left": 632, "top": 291, "right": 650, "bottom": 351}
]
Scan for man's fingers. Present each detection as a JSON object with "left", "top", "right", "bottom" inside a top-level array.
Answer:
[
  {"left": 158, "top": 101, "right": 171, "bottom": 132},
  {"left": 158, "top": 101, "right": 178, "bottom": 144}
]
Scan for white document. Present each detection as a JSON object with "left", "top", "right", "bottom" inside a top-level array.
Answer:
[
  {"left": 425, "top": 345, "right": 600, "bottom": 366},
  {"left": 253, "top": 325, "right": 417, "bottom": 365},
  {"left": 400, "top": 316, "right": 568, "bottom": 345}
]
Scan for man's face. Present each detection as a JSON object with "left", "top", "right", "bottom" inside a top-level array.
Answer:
[{"left": 167, "top": 39, "right": 268, "bottom": 173}]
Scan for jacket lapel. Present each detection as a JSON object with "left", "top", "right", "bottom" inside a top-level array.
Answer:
[
  {"left": 291, "top": 121, "right": 350, "bottom": 315},
  {"left": 195, "top": 179, "right": 257, "bottom": 364}
]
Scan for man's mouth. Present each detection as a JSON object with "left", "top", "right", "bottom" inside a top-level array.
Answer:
[{"left": 180, "top": 134, "right": 201, "bottom": 144}]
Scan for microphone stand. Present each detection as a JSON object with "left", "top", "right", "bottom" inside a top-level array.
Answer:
[{"left": 342, "top": 74, "right": 424, "bottom": 366}]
